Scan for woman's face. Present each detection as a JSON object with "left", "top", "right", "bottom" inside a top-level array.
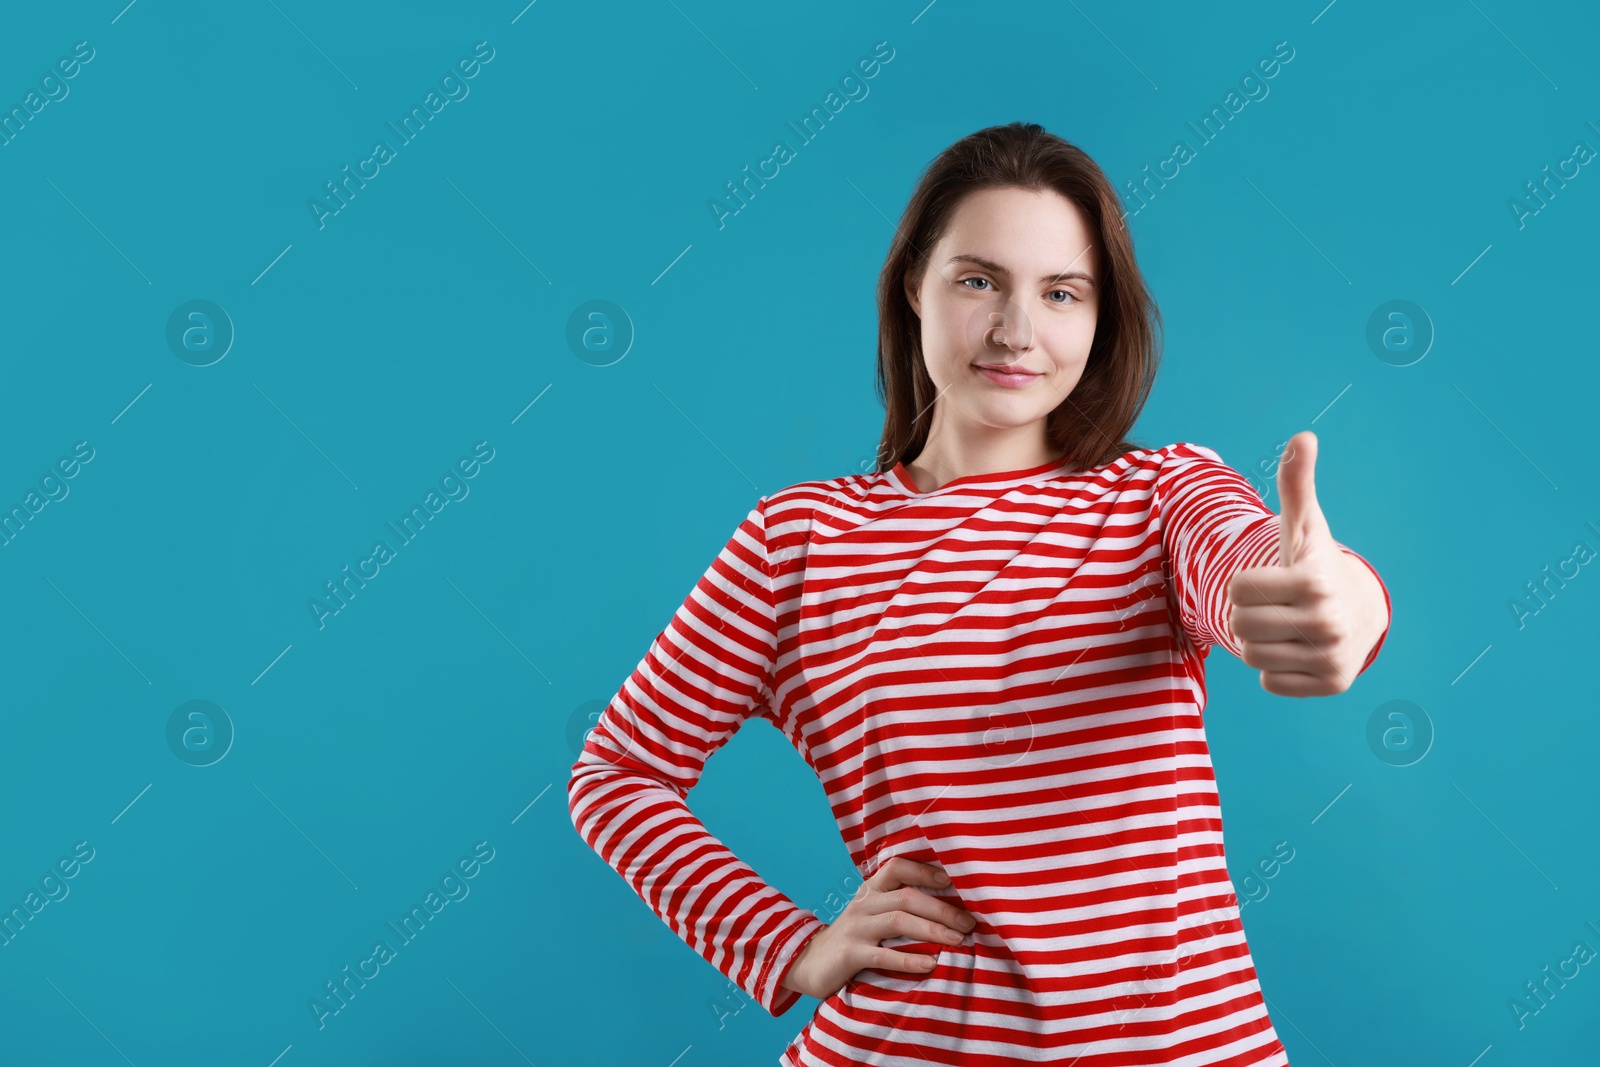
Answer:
[{"left": 905, "top": 185, "right": 1101, "bottom": 440}]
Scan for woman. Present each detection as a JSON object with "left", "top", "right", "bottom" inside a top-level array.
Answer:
[{"left": 568, "top": 122, "right": 1391, "bottom": 1066}]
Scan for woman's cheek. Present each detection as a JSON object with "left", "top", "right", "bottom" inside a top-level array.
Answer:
[{"left": 929, "top": 313, "right": 973, "bottom": 368}]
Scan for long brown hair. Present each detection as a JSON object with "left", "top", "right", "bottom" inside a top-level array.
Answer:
[{"left": 873, "top": 121, "right": 1162, "bottom": 475}]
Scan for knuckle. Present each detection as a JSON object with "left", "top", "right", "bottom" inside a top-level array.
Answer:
[{"left": 1303, "top": 570, "right": 1335, "bottom": 600}]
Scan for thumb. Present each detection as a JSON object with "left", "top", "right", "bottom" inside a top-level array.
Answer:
[{"left": 1276, "top": 430, "right": 1332, "bottom": 567}]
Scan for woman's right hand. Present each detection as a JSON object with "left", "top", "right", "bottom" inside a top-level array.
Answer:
[{"left": 780, "top": 857, "right": 978, "bottom": 1002}]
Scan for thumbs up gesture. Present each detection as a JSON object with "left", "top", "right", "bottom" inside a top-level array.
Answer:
[{"left": 1226, "top": 431, "right": 1390, "bottom": 697}]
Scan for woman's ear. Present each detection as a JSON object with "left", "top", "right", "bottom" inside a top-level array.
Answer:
[{"left": 904, "top": 272, "right": 921, "bottom": 317}]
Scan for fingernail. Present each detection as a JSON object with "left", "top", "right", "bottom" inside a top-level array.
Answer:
[{"left": 936, "top": 871, "right": 950, "bottom": 883}]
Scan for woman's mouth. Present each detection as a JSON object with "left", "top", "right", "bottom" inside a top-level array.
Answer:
[{"left": 974, "top": 363, "right": 1041, "bottom": 388}]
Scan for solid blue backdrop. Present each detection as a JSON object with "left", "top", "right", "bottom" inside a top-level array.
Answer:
[{"left": 0, "top": 1, "right": 1595, "bottom": 1064}]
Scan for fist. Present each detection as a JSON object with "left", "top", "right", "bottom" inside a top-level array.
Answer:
[{"left": 1226, "top": 431, "right": 1388, "bottom": 697}]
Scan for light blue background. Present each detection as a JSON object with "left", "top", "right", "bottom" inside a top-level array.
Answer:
[{"left": 1, "top": 1, "right": 1596, "bottom": 1064}]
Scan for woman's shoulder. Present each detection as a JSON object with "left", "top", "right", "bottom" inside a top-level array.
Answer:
[
  {"left": 760, "top": 468, "right": 891, "bottom": 513},
  {"left": 1123, "top": 441, "right": 1224, "bottom": 463},
  {"left": 1084, "top": 441, "right": 1221, "bottom": 481},
  {"left": 1112, "top": 441, "right": 1235, "bottom": 476},
  {"left": 1078, "top": 443, "right": 1253, "bottom": 503}
]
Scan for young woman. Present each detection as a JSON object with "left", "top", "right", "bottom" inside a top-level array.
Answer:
[{"left": 568, "top": 122, "right": 1391, "bottom": 1066}]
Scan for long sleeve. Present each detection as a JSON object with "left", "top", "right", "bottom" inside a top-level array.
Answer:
[
  {"left": 1153, "top": 442, "right": 1391, "bottom": 674},
  {"left": 567, "top": 494, "right": 827, "bottom": 1017}
]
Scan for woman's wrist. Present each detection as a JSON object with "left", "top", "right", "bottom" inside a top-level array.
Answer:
[{"left": 779, "top": 923, "right": 828, "bottom": 997}]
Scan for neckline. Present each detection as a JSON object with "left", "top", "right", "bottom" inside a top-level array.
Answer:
[{"left": 887, "top": 455, "right": 1072, "bottom": 496}]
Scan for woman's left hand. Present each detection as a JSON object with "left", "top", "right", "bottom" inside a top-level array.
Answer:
[{"left": 1225, "top": 431, "right": 1390, "bottom": 697}]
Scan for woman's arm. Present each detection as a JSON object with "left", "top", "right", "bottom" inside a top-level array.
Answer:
[{"left": 567, "top": 496, "right": 827, "bottom": 1016}]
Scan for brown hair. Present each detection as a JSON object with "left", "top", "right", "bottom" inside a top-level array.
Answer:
[{"left": 873, "top": 121, "right": 1162, "bottom": 475}]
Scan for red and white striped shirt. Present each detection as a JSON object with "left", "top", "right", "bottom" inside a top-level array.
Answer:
[{"left": 568, "top": 442, "right": 1390, "bottom": 1065}]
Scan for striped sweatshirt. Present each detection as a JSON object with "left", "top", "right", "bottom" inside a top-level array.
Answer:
[{"left": 567, "top": 442, "right": 1391, "bottom": 1066}]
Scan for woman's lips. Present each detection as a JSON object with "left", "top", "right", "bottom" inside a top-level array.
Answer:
[{"left": 975, "top": 364, "right": 1040, "bottom": 387}]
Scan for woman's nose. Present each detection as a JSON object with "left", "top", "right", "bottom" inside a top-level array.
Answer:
[{"left": 966, "top": 297, "right": 1034, "bottom": 352}]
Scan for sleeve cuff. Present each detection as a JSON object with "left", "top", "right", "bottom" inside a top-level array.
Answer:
[{"left": 755, "top": 915, "right": 828, "bottom": 1017}]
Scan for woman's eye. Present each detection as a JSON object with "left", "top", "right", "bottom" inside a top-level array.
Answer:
[
  {"left": 1047, "top": 289, "right": 1076, "bottom": 304},
  {"left": 961, "top": 277, "right": 992, "bottom": 291}
]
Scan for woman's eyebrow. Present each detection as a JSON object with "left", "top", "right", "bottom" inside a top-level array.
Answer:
[{"left": 946, "top": 253, "right": 1095, "bottom": 288}]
